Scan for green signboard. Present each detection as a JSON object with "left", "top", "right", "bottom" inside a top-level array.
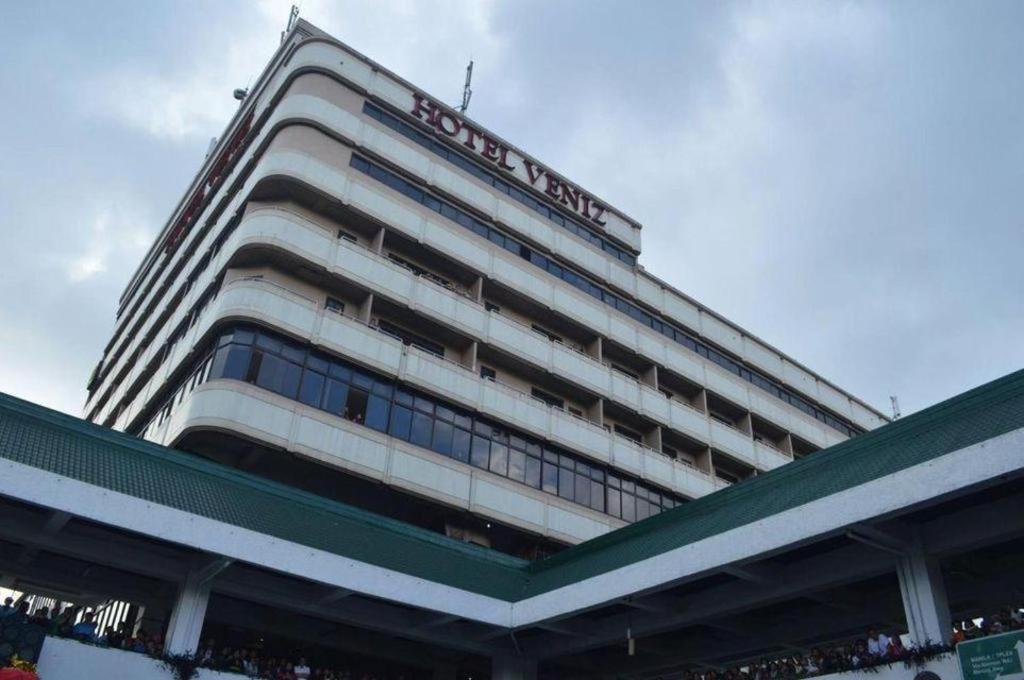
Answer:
[{"left": 957, "top": 631, "right": 1024, "bottom": 680}]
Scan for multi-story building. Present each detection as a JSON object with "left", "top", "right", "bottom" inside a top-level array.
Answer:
[{"left": 83, "top": 19, "right": 887, "bottom": 558}]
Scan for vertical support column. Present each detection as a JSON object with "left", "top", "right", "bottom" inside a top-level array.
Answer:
[
  {"left": 692, "top": 389, "right": 708, "bottom": 414},
  {"left": 471, "top": 276, "right": 485, "bottom": 304},
  {"left": 371, "top": 226, "right": 386, "bottom": 254},
  {"left": 164, "top": 568, "right": 212, "bottom": 655},
  {"left": 587, "top": 397, "right": 605, "bottom": 427},
  {"left": 697, "top": 447, "right": 714, "bottom": 475},
  {"left": 587, "top": 336, "right": 603, "bottom": 362},
  {"left": 780, "top": 433, "right": 794, "bottom": 457},
  {"left": 492, "top": 656, "right": 537, "bottom": 680},
  {"left": 644, "top": 425, "right": 663, "bottom": 452},
  {"left": 642, "top": 364, "right": 658, "bottom": 390},
  {"left": 897, "top": 550, "right": 952, "bottom": 646},
  {"left": 464, "top": 340, "right": 479, "bottom": 372},
  {"left": 360, "top": 293, "right": 375, "bottom": 325},
  {"left": 738, "top": 412, "right": 753, "bottom": 436}
]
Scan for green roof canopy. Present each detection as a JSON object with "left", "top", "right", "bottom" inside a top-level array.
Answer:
[{"left": 1, "top": 368, "right": 1022, "bottom": 602}]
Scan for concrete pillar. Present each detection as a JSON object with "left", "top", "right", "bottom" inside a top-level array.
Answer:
[
  {"left": 371, "top": 226, "right": 386, "bottom": 254},
  {"left": 642, "top": 364, "right": 658, "bottom": 389},
  {"left": 692, "top": 389, "right": 708, "bottom": 414},
  {"left": 165, "top": 568, "right": 212, "bottom": 655},
  {"left": 644, "top": 424, "right": 663, "bottom": 452},
  {"left": 359, "top": 293, "right": 375, "bottom": 324},
  {"left": 897, "top": 550, "right": 952, "bottom": 646},
  {"left": 587, "top": 336, "right": 603, "bottom": 362},
  {"left": 492, "top": 656, "right": 537, "bottom": 680},
  {"left": 470, "top": 276, "right": 485, "bottom": 303},
  {"left": 463, "top": 340, "right": 479, "bottom": 371}
]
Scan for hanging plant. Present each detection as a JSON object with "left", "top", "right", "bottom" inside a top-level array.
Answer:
[{"left": 156, "top": 652, "right": 202, "bottom": 680}]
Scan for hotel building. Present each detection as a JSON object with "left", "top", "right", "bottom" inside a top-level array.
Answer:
[{"left": 83, "top": 19, "right": 888, "bottom": 559}]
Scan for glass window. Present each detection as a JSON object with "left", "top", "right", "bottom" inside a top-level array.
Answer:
[
  {"left": 431, "top": 420, "right": 454, "bottom": 456},
  {"left": 525, "top": 456, "right": 542, "bottom": 489},
  {"left": 471, "top": 435, "right": 490, "bottom": 469},
  {"left": 345, "top": 388, "right": 368, "bottom": 423},
  {"left": 558, "top": 468, "right": 575, "bottom": 500},
  {"left": 574, "top": 473, "right": 590, "bottom": 507},
  {"left": 298, "top": 369, "right": 325, "bottom": 408},
  {"left": 307, "top": 353, "right": 329, "bottom": 374},
  {"left": 410, "top": 410, "right": 433, "bottom": 447},
  {"left": 621, "top": 493, "right": 636, "bottom": 522},
  {"left": 414, "top": 394, "right": 435, "bottom": 414},
  {"left": 351, "top": 371, "right": 374, "bottom": 391},
  {"left": 542, "top": 461, "right": 558, "bottom": 494},
  {"left": 328, "top": 362, "right": 351, "bottom": 382},
  {"left": 590, "top": 480, "right": 605, "bottom": 512},
  {"left": 395, "top": 388, "right": 414, "bottom": 406},
  {"left": 255, "top": 333, "right": 282, "bottom": 353},
  {"left": 508, "top": 448, "right": 526, "bottom": 483},
  {"left": 388, "top": 405, "right": 413, "bottom": 440},
  {"left": 365, "top": 394, "right": 390, "bottom": 431},
  {"left": 323, "top": 379, "right": 349, "bottom": 416},
  {"left": 255, "top": 353, "right": 286, "bottom": 394},
  {"left": 489, "top": 443, "right": 508, "bottom": 476},
  {"left": 212, "top": 345, "right": 251, "bottom": 380},
  {"left": 451, "top": 427, "right": 471, "bottom": 463}
]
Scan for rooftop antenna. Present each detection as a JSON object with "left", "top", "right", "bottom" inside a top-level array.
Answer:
[
  {"left": 459, "top": 60, "right": 474, "bottom": 114},
  {"left": 890, "top": 395, "right": 901, "bottom": 420},
  {"left": 281, "top": 4, "right": 300, "bottom": 44}
]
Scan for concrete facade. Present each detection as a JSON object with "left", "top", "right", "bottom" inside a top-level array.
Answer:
[{"left": 82, "top": 19, "right": 888, "bottom": 555}]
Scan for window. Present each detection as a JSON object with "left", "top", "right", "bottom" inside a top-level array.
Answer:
[
  {"left": 480, "top": 365, "right": 496, "bottom": 381},
  {"left": 337, "top": 230, "right": 358, "bottom": 243},
  {"left": 484, "top": 302, "right": 500, "bottom": 313},
  {"left": 531, "top": 324, "right": 563, "bottom": 344},
  {"left": 325, "top": 297, "right": 345, "bottom": 314},
  {"left": 377, "top": 319, "right": 445, "bottom": 358},
  {"left": 361, "top": 103, "right": 638, "bottom": 268},
  {"left": 613, "top": 424, "right": 643, "bottom": 444},
  {"left": 202, "top": 324, "right": 684, "bottom": 522},
  {"left": 350, "top": 151, "right": 861, "bottom": 438},
  {"left": 531, "top": 387, "right": 564, "bottom": 410}
]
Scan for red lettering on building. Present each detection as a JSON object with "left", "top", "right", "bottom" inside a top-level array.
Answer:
[
  {"left": 409, "top": 92, "right": 613, "bottom": 228},
  {"left": 163, "top": 112, "right": 254, "bottom": 255}
]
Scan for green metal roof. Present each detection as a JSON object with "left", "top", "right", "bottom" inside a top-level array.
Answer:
[{"left": 1, "top": 367, "right": 1023, "bottom": 604}]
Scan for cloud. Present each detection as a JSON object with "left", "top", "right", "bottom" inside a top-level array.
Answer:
[
  {"left": 0, "top": 0, "right": 1021, "bottom": 421},
  {"left": 63, "top": 203, "right": 154, "bottom": 282}
]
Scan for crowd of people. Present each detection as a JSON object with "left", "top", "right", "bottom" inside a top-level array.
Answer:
[
  {"left": 3, "top": 596, "right": 1022, "bottom": 679},
  {"left": 0, "top": 598, "right": 419, "bottom": 679},
  {"left": 192, "top": 641, "right": 422, "bottom": 680},
  {"left": 673, "top": 607, "right": 1024, "bottom": 680}
]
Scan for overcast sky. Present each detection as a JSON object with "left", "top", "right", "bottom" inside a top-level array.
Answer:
[{"left": 0, "top": 0, "right": 1021, "bottom": 420}]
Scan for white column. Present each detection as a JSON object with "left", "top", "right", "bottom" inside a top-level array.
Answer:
[
  {"left": 164, "top": 568, "right": 212, "bottom": 655},
  {"left": 897, "top": 550, "right": 951, "bottom": 646},
  {"left": 492, "top": 656, "right": 537, "bottom": 680}
]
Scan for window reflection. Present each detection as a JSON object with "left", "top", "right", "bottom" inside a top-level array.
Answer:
[{"left": 204, "top": 324, "right": 683, "bottom": 522}]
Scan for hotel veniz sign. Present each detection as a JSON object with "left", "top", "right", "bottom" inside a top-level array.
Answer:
[
  {"left": 410, "top": 93, "right": 610, "bottom": 228},
  {"left": 957, "top": 631, "right": 1024, "bottom": 680}
]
